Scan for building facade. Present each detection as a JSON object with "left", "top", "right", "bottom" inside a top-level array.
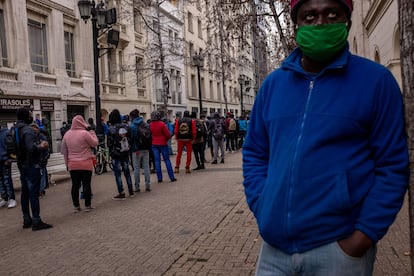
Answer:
[
  {"left": 183, "top": 0, "right": 257, "bottom": 118},
  {"left": 348, "top": 0, "right": 401, "bottom": 86},
  {"left": 145, "top": 0, "right": 186, "bottom": 121},
  {"left": 0, "top": 0, "right": 151, "bottom": 152},
  {"left": 0, "top": 0, "right": 88, "bottom": 152},
  {"left": 0, "top": 0, "right": 263, "bottom": 153}
]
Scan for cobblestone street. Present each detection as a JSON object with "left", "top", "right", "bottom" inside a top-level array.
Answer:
[{"left": 0, "top": 151, "right": 411, "bottom": 275}]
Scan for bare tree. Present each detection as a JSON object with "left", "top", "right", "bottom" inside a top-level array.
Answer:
[
  {"left": 399, "top": 0, "right": 414, "bottom": 272},
  {"left": 120, "top": 0, "right": 185, "bottom": 114}
]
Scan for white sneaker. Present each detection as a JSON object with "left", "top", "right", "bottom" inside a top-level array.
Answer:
[
  {"left": 7, "top": 199, "right": 17, "bottom": 209},
  {"left": 0, "top": 199, "right": 7, "bottom": 208}
]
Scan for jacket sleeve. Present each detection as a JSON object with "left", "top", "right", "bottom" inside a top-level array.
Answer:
[
  {"left": 162, "top": 123, "right": 171, "bottom": 140},
  {"left": 107, "top": 127, "right": 114, "bottom": 149},
  {"left": 192, "top": 120, "right": 196, "bottom": 140},
  {"left": 60, "top": 137, "right": 68, "bottom": 166},
  {"left": 86, "top": 130, "right": 99, "bottom": 148},
  {"left": 242, "top": 85, "right": 270, "bottom": 217},
  {"left": 355, "top": 70, "right": 409, "bottom": 242},
  {"left": 174, "top": 119, "right": 179, "bottom": 139},
  {"left": 22, "top": 127, "right": 42, "bottom": 153}
]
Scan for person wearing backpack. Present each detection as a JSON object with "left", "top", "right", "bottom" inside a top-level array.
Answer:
[
  {"left": 209, "top": 112, "right": 225, "bottom": 164},
  {"left": 30, "top": 123, "right": 50, "bottom": 198},
  {"left": 15, "top": 107, "right": 52, "bottom": 231},
  {"left": 225, "top": 113, "right": 237, "bottom": 152},
  {"left": 0, "top": 125, "right": 17, "bottom": 209},
  {"left": 191, "top": 112, "right": 206, "bottom": 170},
  {"left": 129, "top": 109, "right": 152, "bottom": 192},
  {"left": 107, "top": 109, "right": 134, "bottom": 200},
  {"left": 174, "top": 111, "right": 196, "bottom": 174}
]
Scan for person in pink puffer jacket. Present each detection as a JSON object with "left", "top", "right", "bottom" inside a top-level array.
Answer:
[{"left": 61, "top": 115, "right": 98, "bottom": 212}]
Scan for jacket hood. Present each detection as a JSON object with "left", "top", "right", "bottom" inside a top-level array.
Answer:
[
  {"left": 131, "top": 117, "right": 144, "bottom": 126},
  {"left": 70, "top": 115, "right": 89, "bottom": 130},
  {"left": 15, "top": 121, "right": 27, "bottom": 129}
]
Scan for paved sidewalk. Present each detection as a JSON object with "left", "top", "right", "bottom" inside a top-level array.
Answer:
[{"left": 0, "top": 150, "right": 411, "bottom": 275}]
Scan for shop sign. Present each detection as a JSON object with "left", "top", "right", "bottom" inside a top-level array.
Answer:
[
  {"left": 0, "top": 98, "right": 33, "bottom": 110},
  {"left": 40, "top": 100, "right": 54, "bottom": 111}
]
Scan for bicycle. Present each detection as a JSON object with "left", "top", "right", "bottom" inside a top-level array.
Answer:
[{"left": 94, "top": 144, "right": 113, "bottom": 175}]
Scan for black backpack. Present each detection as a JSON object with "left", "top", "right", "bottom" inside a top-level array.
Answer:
[
  {"left": 213, "top": 119, "right": 224, "bottom": 140},
  {"left": 4, "top": 126, "right": 21, "bottom": 162},
  {"left": 136, "top": 122, "right": 152, "bottom": 150},
  {"left": 195, "top": 120, "right": 204, "bottom": 139},
  {"left": 177, "top": 118, "right": 192, "bottom": 140},
  {"left": 108, "top": 124, "right": 130, "bottom": 158}
]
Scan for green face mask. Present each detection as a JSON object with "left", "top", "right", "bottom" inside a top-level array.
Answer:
[{"left": 296, "top": 23, "right": 348, "bottom": 63}]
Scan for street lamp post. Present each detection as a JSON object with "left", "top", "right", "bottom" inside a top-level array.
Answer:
[
  {"left": 78, "top": 0, "right": 117, "bottom": 138},
  {"left": 238, "top": 75, "right": 244, "bottom": 116},
  {"left": 193, "top": 52, "right": 204, "bottom": 117}
]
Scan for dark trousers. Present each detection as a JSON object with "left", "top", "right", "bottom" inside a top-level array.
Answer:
[
  {"left": 19, "top": 165, "right": 41, "bottom": 224},
  {"left": 70, "top": 170, "right": 92, "bottom": 208},
  {"left": 0, "top": 161, "right": 15, "bottom": 201},
  {"left": 193, "top": 143, "right": 205, "bottom": 168},
  {"left": 226, "top": 132, "right": 236, "bottom": 151},
  {"left": 149, "top": 149, "right": 156, "bottom": 171}
]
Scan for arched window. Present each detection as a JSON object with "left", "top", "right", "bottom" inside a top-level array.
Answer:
[{"left": 393, "top": 26, "right": 400, "bottom": 60}]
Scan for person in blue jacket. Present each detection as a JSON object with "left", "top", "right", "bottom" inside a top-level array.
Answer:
[{"left": 242, "top": 0, "right": 409, "bottom": 275}]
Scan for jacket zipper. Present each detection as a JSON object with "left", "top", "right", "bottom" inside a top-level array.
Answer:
[{"left": 287, "top": 80, "right": 314, "bottom": 251}]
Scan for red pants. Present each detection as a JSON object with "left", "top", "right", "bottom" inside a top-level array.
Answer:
[{"left": 175, "top": 140, "right": 193, "bottom": 169}]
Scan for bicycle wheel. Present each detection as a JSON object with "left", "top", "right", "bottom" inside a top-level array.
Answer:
[
  {"left": 95, "top": 151, "right": 104, "bottom": 175},
  {"left": 108, "top": 154, "right": 113, "bottom": 170}
]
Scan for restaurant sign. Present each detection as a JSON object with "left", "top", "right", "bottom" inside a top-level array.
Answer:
[{"left": 0, "top": 98, "right": 33, "bottom": 110}]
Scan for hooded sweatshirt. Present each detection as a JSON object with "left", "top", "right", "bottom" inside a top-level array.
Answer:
[
  {"left": 242, "top": 45, "right": 409, "bottom": 254},
  {"left": 130, "top": 116, "right": 144, "bottom": 152},
  {"left": 61, "top": 115, "right": 98, "bottom": 171}
]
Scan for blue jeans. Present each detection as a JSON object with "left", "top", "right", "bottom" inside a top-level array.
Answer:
[
  {"left": 111, "top": 158, "right": 133, "bottom": 195},
  {"left": 212, "top": 138, "right": 225, "bottom": 162},
  {"left": 152, "top": 145, "right": 175, "bottom": 182},
  {"left": 40, "top": 165, "right": 48, "bottom": 193},
  {"left": 131, "top": 150, "right": 151, "bottom": 190},
  {"left": 256, "top": 240, "right": 376, "bottom": 275},
  {"left": 168, "top": 139, "right": 173, "bottom": 155},
  {"left": 0, "top": 161, "right": 15, "bottom": 200},
  {"left": 19, "top": 165, "right": 42, "bottom": 224}
]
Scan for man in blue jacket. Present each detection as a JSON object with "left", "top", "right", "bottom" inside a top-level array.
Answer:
[
  {"left": 129, "top": 109, "right": 151, "bottom": 193},
  {"left": 242, "top": 0, "right": 409, "bottom": 275},
  {"left": 15, "top": 108, "right": 53, "bottom": 231}
]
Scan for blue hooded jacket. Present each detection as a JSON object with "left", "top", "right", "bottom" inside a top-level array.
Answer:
[
  {"left": 130, "top": 116, "right": 144, "bottom": 152},
  {"left": 242, "top": 45, "right": 409, "bottom": 254}
]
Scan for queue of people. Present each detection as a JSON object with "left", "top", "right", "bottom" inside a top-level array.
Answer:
[
  {"left": 91, "top": 108, "right": 248, "bottom": 204},
  {"left": 0, "top": 106, "right": 248, "bottom": 232}
]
